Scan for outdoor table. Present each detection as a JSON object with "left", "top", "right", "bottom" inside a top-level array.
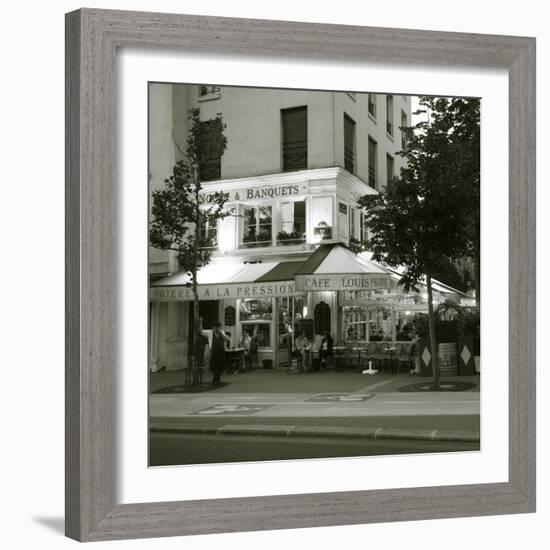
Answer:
[
  {"left": 332, "top": 346, "right": 347, "bottom": 370},
  {"left": 226, "top": 347, "right": 246, "bottom": 372},
  {"left": 383, "top": 345, "right": 398, "bottom": 373},
  {"left": 352, "top": 347, "right": 367, "bottom": 372}
]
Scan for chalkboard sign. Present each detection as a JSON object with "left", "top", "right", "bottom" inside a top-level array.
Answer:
[
  {"left": 224, "top": 305, "right": 236, "bottom": 327},
  {"left": 314, "top": 301, "right": 331, "bottom": 335},
  {"left": 296, "top": 318, "right": 314, "bottom": 340}
]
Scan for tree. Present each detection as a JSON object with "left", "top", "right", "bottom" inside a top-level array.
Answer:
[
  {"left": 358, "top": 96, "right": 479, "bottom": 389},
  {"left": 150, "top": 108, "right": 229, "bottom": 384}
]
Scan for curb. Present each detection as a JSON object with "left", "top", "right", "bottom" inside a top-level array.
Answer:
[{"left": 150, "top": 422, "right": 480, "bottom": 443}]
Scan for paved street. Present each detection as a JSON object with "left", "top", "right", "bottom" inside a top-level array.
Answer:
[
  {"left": 149, "top": 369, "right": 480, "bottom": 465},
  {"left": 150, "top": 432, "right": 479, "bottom": 466},
  {"left": 150, "top": 369, "right": 480, "bottom": 419}
]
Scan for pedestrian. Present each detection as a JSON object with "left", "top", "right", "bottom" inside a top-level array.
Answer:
[
  {"left": 209, "top": 322, "right": 229, "bottom": 385},
  {"left": 295, "top": 331, "right": 312, "bottom": 371},
  {"left": 319, "top": 330, "right": 333, "bottom": 369}
]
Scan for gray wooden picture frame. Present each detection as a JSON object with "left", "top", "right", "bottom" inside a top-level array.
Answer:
[{"left": 65, "top": 8, "right": 536, "bottom": 542}]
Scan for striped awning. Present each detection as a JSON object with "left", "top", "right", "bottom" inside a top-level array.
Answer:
[
  {"left": 294, "top": 243, "right": 392, "bottom": 292},
  {"left": 149, "top": 259, "right": 305, "bottom": 301}
]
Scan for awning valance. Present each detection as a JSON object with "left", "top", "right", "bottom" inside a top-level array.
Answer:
[
  {"left": 149, "top": 259, "right": 305, "bottom": 301},
  {"left": 294, "top": 243, "right": 392, "bottom": 291}
]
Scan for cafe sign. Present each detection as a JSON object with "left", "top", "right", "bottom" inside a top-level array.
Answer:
[
  {"left": 200, "top": 182, "right": 308, "bottom": 204},
  {"left": 150, "top": 282, "right": 301, "bottom": 301},
  {"left": 295, "top": 273, "right": 391, "bottom": 292}
]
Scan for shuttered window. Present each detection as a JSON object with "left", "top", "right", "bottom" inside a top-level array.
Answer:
[
  {"left": 344, "top": 113, "right": 356, "bottom": 174},
  {"left": 368, "top": 136, "right": 377, "bottom": 189},
  {"left": 282, "top": 106, "right": 307, "bottom": 171}
]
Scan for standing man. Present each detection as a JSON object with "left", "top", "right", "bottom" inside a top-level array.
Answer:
[{"left": 209, "top": 322, "right": 229, "bottom": 385}]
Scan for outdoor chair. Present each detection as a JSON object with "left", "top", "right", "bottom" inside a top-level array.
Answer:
[
  {"left": 375, "top": 342, "right": 388, "bottom": 372},
  {"left": 395, "top": 343, "right": 413, "bottom": 374}
]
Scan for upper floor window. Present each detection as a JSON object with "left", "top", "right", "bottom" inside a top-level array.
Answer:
[
  {"left": 368, "top": 136, "right": 378, "bottom": 189},
  {"left": 368, "top": 94, "right": 376, "bottom": 119},
  {"left": 279, "top": 201, "right": 306, "bottom": 245},
  {"left": 386, "top": 95, "right": 394, "bottom": 136},
  {"left": 360, "top": 211, "right": 369, "bottom": 244},
  {"left": 199, "top": 120, "right": 222, "bottom": 181},
  {"left": 198, "top": 218, "right": 218, "bottom": 249},
  {"left": 241, "top": 205, "right": 272, "bottom": 248},
  {"left": 386, "top": 154, "right": 395, "bottom": 186},
  {"left": 344, "top": 113, "right": 356, "bottom": 174},
  {"left": 349, "top": 207, "right": 356, "bottom": 240},
  {"left": 282, "top": 106, "right": 308, "bottom": 171},
  {"left": 401, "top": 109, "right": 408, "bottom": 150}
]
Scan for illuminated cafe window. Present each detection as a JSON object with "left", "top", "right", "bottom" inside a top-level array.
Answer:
[
  {"left": 311, "top": 196, "right": 334, "bottom": 241},
  {"left": 198, "top": 218, "right": 218, "bottom": 249},
  {"left": 241, "top": 205, "right": 273, "bottom": 248},
  {"left": 278, "top": 201, "right": 306, "bottom": 245},
  {"left": 349, "top": 208, "right": 356, "bottom": 240},
  {"left": 282, "top": 106, "right": 308, "bottom": 171},
  {"left": 360, "top": 211, "right": 369, "bottom": 244},
  {"left": 241, "top": 322, "right": 271, "bottom": 348},
  {"left": 344, "top": 307, "right": 368, "bottom": 342},
  {"left": 239, "top": 298, "right": 273, "bottom": 321},
  {"left": 240, "top": 298, "right": 273, "bottom": 348}
]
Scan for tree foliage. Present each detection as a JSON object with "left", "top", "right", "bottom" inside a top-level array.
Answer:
[
  {"left": 150, "top": 108, "right": 229, "bottom": 279},
  {"left": 358, "top": 96, "right": 480, "bottom": 387}
]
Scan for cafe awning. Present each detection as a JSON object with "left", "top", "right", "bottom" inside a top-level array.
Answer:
[
  {"left": 294, "top": 243, "right": 392, "bottom": 292},
  {"left": 149, "top": 259, "right": 305, "bottom": 301}
]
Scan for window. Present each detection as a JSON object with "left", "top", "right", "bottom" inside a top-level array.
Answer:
[
  {"left": 279, "top": 200, "right": 306, "bottom": 244},
  {"left": 282, "top": 106, "right": 307, "bottom": 171},
  {"left": 344, "top": 307, "right": 368, "bottom": 342},
  {"left": 349, "top": 208, "right": 356, "bottom": 240},
  {"left": 199, "top": 120, "right": 222, "bottom": 181},
  {"left": 386, "top": 95, "right": 394, "bottom": 136},
  {"left": 198, "top": 218, "right": 218, "bottom": 248},
  {"left": 360, "top": 211, "right": 369, "bottom": 244},
  {"left": 386, "top": 154, "right": 395, "bottom": 186},
  {"left": 344, "top": 113, "right": 356, "bottom": 173},
  {"left": 368, "top": 136, "right": 377, "bottom": 188},
  {"left": 241, "top": 205, "right": 272, "bottom": 248},
  {"left": 368, "top": 94, "right": 376, "bottom": 118},
  {"left": 240, "top": 298, "right": 273, "bottom": 348},
  {"left": 311, "top": 196, "right": 334, "bottom": 242},
  {"left": 401, "top": 109, "right": 408, "bottom": 149}
]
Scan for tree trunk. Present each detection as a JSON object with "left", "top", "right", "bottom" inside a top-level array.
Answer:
[
  {"left": 192, "top": 272, "right": 200, "bottom": 387},
  {"left": 426, "top": 273, "right": 440, "bottom": 389}
]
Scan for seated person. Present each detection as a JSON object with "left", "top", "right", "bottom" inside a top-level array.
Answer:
[
  {"left": 319, "top": 330, "right": 334, "bottom": 369},
  {"left": 295, "top": 331, "right": 312, "bottom": 370}
]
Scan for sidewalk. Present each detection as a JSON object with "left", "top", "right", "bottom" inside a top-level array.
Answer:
[{"left": 149, "top": 369, "right": 480, "bottom": 443}]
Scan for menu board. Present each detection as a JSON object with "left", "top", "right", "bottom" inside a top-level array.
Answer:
[{"left": 224, "top": 305, "right": 236, "bottom": 327}]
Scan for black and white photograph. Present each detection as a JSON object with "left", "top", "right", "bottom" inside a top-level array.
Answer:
[{"left": 148, "top": 84, "right": 481, "bottom": 466}]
